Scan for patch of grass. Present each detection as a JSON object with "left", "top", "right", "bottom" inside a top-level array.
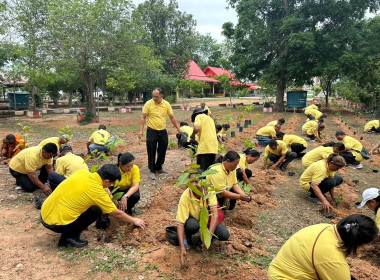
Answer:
[
  {"left": 266, "top": 247, "right": 279, "bottom": 255},
  {"left": 4, "top": 220, "right": 13, "bottom": 225},
  {"left": 277, "top": 225, "right": 291, "bottom": 240},
  {"left": 241, "top": 253, "right": 273, "bottom": 269},
  {"left": 59, "top": 246, "right": 140, "bottom": 274}
]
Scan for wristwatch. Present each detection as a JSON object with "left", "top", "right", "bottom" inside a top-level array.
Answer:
[{"left": 123, "top": 194, "right": 129, "bottom": 199}]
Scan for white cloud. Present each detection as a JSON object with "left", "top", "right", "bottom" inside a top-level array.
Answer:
[{"left": 132, "top": 0, "right": 237, "bottom": 42}]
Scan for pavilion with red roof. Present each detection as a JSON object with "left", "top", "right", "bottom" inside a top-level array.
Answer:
[{"left": 203, "top": 66, "right": 259, "bottom": 89}]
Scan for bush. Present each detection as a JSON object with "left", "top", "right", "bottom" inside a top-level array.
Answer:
[{"left": 166, "top": 95, "right": 177, "bottom": 104}]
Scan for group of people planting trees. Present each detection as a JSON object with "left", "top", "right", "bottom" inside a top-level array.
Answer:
[{"left": 2, "top": 88, "right": 380, "bottom": 278}]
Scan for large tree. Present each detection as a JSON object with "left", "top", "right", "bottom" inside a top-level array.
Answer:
[{"left": 225, "top": 0, "right": 379, "bottom": 111}]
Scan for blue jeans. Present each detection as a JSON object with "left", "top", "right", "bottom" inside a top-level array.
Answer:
[
  {"left": 256, "top": 136, "right": 272, "bottom": 147},
  {"left": 89, "top": 137, "right": 116, "bottom": 152},
  {"left": 48, "top": 172, "right": 66, "bottom": 190}
]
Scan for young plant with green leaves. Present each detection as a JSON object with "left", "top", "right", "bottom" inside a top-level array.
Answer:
[
  {"left": 242, "top": 136, "right": 256, "bottom": 148},
  {"left": 335, "top": 194, "right": 344, "bottom": 207},
  {"left": 58, "top": 125, "right": 73, "bottom": 141},
  {"left": 218, "top": 143, "right": 227, "bottom": 155},
  {"left": 168, "top": 139, "right": 177, "bottom": 150},
  {"left": 107, "top": 136, "right": 125, "bottom": 152},
  {"left": 238, "top": 181, "right": 252, "bottom": 193},
  {"left": 16, "top": 122, "right": 32, "bottom": 148}
]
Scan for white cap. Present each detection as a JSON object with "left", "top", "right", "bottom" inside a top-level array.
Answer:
[{"left": 358, "top": 188, "right": 380, "bottom": 208}]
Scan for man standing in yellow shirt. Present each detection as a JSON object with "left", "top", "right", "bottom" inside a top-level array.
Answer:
[
  {"left": 139, "top": 88, "right": 182, "bottom": 180},
  {"left": 9, "top": 143, "right": 57, "bottom": 195},
  {"left": 264, "top": 140, "right": 297, "bottom": 172},
  {"left": 41, "top": 165, "right": 146, "bottom": 248},
  {"left": 335, "top": 130, "right": 365, "bottom": 169},
  {"left": 190, "top": 108, "right": 218, "bottom": 172},
  {"left": 200, "top": 101, "right": 212, "bottom": 117},
  {"left": 48, "top": 145, "right": 89, "bottom": 190}
]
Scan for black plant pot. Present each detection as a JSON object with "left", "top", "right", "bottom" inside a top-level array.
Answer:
[
  {"left": 237, "top": 123, "right": 240, "bottom": 128},
  {"left": 239, "top": 127, "right": 243, "bottom": 132},
  {"left": 360, "top": 136, "right": 363, "bottom": 140},
  {"left": 231, "top": 131, "right": 236, "bottom": 138},
  {"left": 244, "top": 123, "right": 249, "bottom": 128}
]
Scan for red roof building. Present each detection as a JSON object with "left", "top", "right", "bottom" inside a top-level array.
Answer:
[
  {"left": 185, "top": 61, "right": 219, "bottom": 83},
  {"left": 203, "top": 66, "right": 259, "bottom": 89}
]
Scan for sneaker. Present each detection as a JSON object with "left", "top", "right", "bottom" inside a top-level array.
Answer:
[
  {"left": 348, "top": 164, "right": 363, "bottom": 170},
  {"left": 34, "top": 193, "right": 44, "bottom": 210},
  {"left": 309, "top": 197, "right": 322, "bottom": 205},
  {"left": 149, "top": 172, "right": 156, "bottom": 180},
  {"left": 309, "top": 139, "right": 316, "bottom": 143},
  {"left": 280, "top": 165, "right": 286, "bottom": 172},
  {"left": 156, "top": 169, "right": 168, "bottom": 174}
]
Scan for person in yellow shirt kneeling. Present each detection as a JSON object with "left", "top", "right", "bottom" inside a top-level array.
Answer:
[
  {"left": 275, "top": 131, "right": 308, "bottom": 157},
  {"left": 236, "top": 148, "right": 260, "bottom": 186},
  {"left": 264, "top": 140, "right": 297, "bottom": 172},
  {"left": 111, "top": 153, "right": 141, "bottom": 216},
  {"left": 41, "top": 165, "right": 146, "bottom": 248},
  {"left": 268, "top": 214, "right": 378, "bottom": 280}
]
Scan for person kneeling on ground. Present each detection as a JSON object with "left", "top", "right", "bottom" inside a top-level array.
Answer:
[
  {"left": 206, "top": 151, "right": 251, "bottom": 211},
  {"left": 335, "top": 130, "right": 365, "bottom": 169},
  {"left": 302, "top": 142, "right": 345, "bottom": 169},
  {"left": 41, "top": 165, "right": 146, "bottom": 248},
  {"left": 237, "top": 148, "right": 260, "bottom": 188},
  {"left": 9, "top": 143, "right": 57, "bottom": 196},
  {"left": 38, "top": 135, "right": 70, "bottom": 155},
  {"left": 300, "top": 154, "right": 345, "bottom": 212},
  {"left": 48, "top": 145, "right": 89, "bottom": 190},
  {"left": 302, "top": 119, "right": 324, "bottom": 143},
  {"left": 87, "top": 125, "right": 115, "bottom": 155},
  {"left": 364, "top": 120, "right": 380, "bottom": 133},
  {"left": 255, "top": 124, "right": 281, "bottom": 147},
  {"left": 176, "top": 122, "right": 197, "bottom": 150},
  {"left": 266, "top": 118, "right": 285, "bottom": 127},
  {"left": 264, "top": 140, "right": 296, "bottom": 172},
  {"left": 177, "top": 179, "right": 229, "bottom": 266},
  {"left": 1, "top": 134, "right": 25, "bottom": 163},
  {"left": 217, "top": 124, "right": 230, "bottom": 143},
  {"left": 275, "top": 132, "right": 308, "bottom": 157},
  {"left": 268, "top": 214, "right": 378, "bottom": 280},
  {"left": 358, "top": 188, "right": 380, "bottom": 234},
  {"left": 111, "top": 153, "right": 141, "bottom": 216},
  {"left": 305, "top": 108, "right": 327, "bottom": 121}
]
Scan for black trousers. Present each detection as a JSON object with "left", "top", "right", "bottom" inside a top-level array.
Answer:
[
  {"left": 9, "top": 167, "right": 48, "bottom": 192},
  {"left": 184, "top": 217, "right": 229, "bottom": 242},
  {"left": 306, "top": 134, "right": 316, "bottom": 140},
  {"left": 196, "top": 153, "right": 216, "bottom": 172},
  {"left": 146, "top": 127, "right": 168, "bottom": 172},
  {"left": 217, "top": 189, "right": 237, "bottom": 211},
  {"left": 236, "top": 168, "right": 252, "bottom": 182},
  {"left": 268, "top": 152, "right": 297, "bottom": 168},
  {"left": 41, "top": 206, "right": 102, "bottom": 238},
  {"left": 369, "top": 126, "right": 380, "bottom": 132},
  {"left": 48, "top": 172, "right": 66, "bottom": 190},
  {"left": 305, "top": 114, "right": 315, "bottom": 120},
  {"left": 115, "top": 189, "right": 140, "bottom": 214},
  {"left": 291, "top": 143, "right": 307, "bottom": 156},
  {"left": 340, "top": 152, "right": 360, "bottom": 165},
  {"left": 309, "top": 175, "right": 344, "bottom": 198}
]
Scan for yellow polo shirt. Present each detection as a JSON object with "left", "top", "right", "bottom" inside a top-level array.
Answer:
[
  {"left": 305, "top": 104, "right": 319, "bottom": 111},
  {"left": 116, "top": 165, "right": 140, "bottom": 191},
  {"left": 268, "top": 224, "right": 349, "bottom": 280},
  {"left": 41, "top": 169, "right": 117, "bottom": 225},
  {"left": 194, "top": 114, "right": 218, "bottom": 155},
  {"left": 55, "top": 152, "right": 89, "bottom": 178},
  {"left": 206, "top": 163, "right": 238, "bottom": 193},
  {"left": 38, "top": 137, "right": 61, "bottom": 150},
  {"left": 302, "top": 120, "right": 319, "bottom": 136},
  {"left": 264, "top": 140, "right": 288, "bottom": 157},
  {"left": 300, "top": 160, "right": 335, "bottom": 191},
  {"left": 238, "top": 154, "right": 249, "bottom": 169},
  {"left": 176, "top": 188, "right": 217, "bottom": 225},
  {"left": 342, "top": 136, "right": 363, "bottom": 162},
  {"left": 364, "top": 120, "right": 380, "bottom": 132},
  {"left": 181, "top": 126, "right": 193, "bottom": 142},
  {"left": 89, "top": 129, "right": 110, "bottom": 145},
  {"left": 266, "top": 120, "right": 277, "bottom": 127},
  {"left": 283, "top": 135, "right": 308, "bottom": 148},
  {"left": 143, "top": 99, "right": 173, "bottom": 130},
  {"left": 204, "top": 105, "right": 211, "bottom": 116},
  {"left": 305, "top": 108, "right": 323, "bottom": 120},
  {"left": 302, "top": 146, "right": 334, "bottom": 169},
  {"left": 9, "top": 146, "right": 53, "bottom": 174},
  {"left": 376, "top": 211, "right": 380, "bottom": 230},
  {"left": 256, "top": 126, "right": 276, "bottom": 138}
]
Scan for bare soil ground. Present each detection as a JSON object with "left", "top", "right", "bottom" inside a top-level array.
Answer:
[{"left": 1, "top": 102, "right": 380, "bottom": 279}]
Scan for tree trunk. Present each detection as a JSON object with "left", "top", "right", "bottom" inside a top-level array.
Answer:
[
  {"left": 275, "top": 81, "right": 285, "bottom": 112},
  {"left": 69, "top": 92, "right": 73, "bottom": 108},
  {"left": 133, "top": 88, "right": 137, "bottom": 105},
  {"left": 325, "top": 79, "right": 331, "bottom": 108},
  {"left": 80, "top": 70, "right": 97, "bottom": 123},
  {"left": 31, "top": 85, "right": 37, "bottom": 110}
]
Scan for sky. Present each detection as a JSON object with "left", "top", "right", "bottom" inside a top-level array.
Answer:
[{"left": 132, "top": 0, "right": 238, "bottom": 42}]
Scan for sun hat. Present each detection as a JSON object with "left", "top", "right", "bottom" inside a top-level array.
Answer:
[{"left": 358, "top": 188, "right": 380, "bottom": 208}]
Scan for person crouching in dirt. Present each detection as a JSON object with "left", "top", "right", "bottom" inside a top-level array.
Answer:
[
  {"left": 48, "top": 145, "right": 89, "bottom": 190},
  {"left": 176, "top": 179, "right": 229, "bottom": 266},
  {"left": 268, "top": 214, "right": 378, "bottom": 280},
  {"left": 190, "top": 108, "right": 218, "bottom": 172},
  {"left": 87, "top": 124, "right": 115, "bottom": 156},
  {"left": 302, "top": 142, "right": 345, "bottom": 169},
  {"left": 217, "top": 124, "right": 230, "bottom": 143},
  {"left": 305, "top": 108, "right": 327, "bottom": 121},
  {"left": 300, "top": 154, "right": 345, "bottom": 212},
  {"left": 9, "top": 143, "right": 57, "bottom": 196},
  {"left": 176, "top": 122, "right": 197, "bottom": 152},
  {"left": 237, "top": 148, "right": 260, "bottom": 189},
  {"left": 255, "top": 124, "right": 281, "bottom": 147},
  {"left": 41, "top": 164, "right": 146, "bottom": 248},
  {"left": 364, "top": 120, "right": 380, "bottom": 133},
  {"left": 302, "top": 119, "right": 324, "bottom": 143},
  {"left": 358, "top": 188, "right": 380, "bottom": 234},
  {"left": 206, "top": 151, "right": 251, "bottom": 211},
  {"left": 275, "top": 131, "right": 308, "bottom": 157},
  {"left": 264, "top": 140, "right": 297, "bottom": 172},
  {"left": 1, "top": 134, "right": 25, "bottom": 163},
  {"left": 215, "top": 125, "right": 223, "bottom": 143},
  {"left": 335, "top": 130, "right": 365, "bottom": 169},
  {"left": 266, "top": 118, "right": 285, "bottom": 127},
  {"left": 110, "top": 153, "right": 141, "bottom": 216}
]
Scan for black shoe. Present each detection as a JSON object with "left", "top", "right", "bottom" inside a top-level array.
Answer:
[
  {"left": 126, "top": 208, "right": 136, "bottom": 216},
  {"left": 156, "top": 169, "right": 168, "bottom": 174},
  {"left": 298, "top": 152, "right": 306, "bottom": 158},
  {"left": 280, "top": 165, "right": 286, "bottom": 172},
  {"left": 34, "top": 193, "right": 44, "bottom": 209},
  {"left": 58, "top": 236, "right": 88, "bottom": 248}
]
